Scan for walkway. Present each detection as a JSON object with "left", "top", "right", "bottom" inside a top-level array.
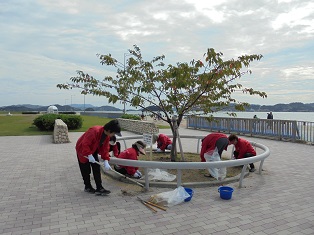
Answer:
[{"left": 0, "top": 127, "right": 313, "bottom": 235}]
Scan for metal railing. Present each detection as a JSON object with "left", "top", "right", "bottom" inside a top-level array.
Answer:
[
  {"left": 109, "top": 135, "right": 270, "bottom": 189},
  {"left": 187, "top": 116, "right": 314, "bottom": 144}
]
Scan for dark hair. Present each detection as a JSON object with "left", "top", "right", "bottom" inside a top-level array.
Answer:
[
  {"left": 104, "top": 119, "right": 121, "bottom": 134},
  {"left": 228, "top": 134, "right": 238, "bottom": 142}
]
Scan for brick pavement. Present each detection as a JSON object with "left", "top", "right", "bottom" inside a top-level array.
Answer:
[{"left": 0, "top": 127, "right": 313, "bottom": 235}]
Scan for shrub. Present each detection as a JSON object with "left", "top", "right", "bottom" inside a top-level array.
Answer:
[
  {"left": 62, "top": 115, "right": 83, "bottom": 130},
  {"left": 33, "top": 114, "right": 83, "bottom": 131},
  {"left": 121, "top": 113, "right": 141, "bottom": 120}
]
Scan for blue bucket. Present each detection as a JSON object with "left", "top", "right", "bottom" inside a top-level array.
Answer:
[
  {"left": 184, "top": 187, "right": 194, "bottom": 202},
  {"left": 218, "top": 186, "right": 234, "bottom": 200}
]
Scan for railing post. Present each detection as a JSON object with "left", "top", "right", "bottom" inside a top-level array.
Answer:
[
  {"left": 239, "top": 165, "right": 248, "bottom": 188},
  {"left": 177, "top": 169, "right": 182, "bottom": 187},
  {"left": 144, "top": 168, "right": 149, "bottom": 190},
  {"left": 292, "top": 121, "right": 297, "bottom": 142}
]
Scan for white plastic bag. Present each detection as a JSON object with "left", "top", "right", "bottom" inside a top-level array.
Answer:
[
  {"left": 149, "top": 186, "right": 190, "bottom": 207},
  {"left": 204, "top": 147, "right": 226, "bottom": 180},
  {"left": 148, "top": 168, "right": 176, "bottom": 181}
]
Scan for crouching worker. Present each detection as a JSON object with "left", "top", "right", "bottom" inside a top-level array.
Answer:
[
  {"left": 114, "top": 141, "right": 146, "bottom": 178},
  {"left": 200, "top": 132, "right": 229, "bottom": 162},
  {"left": 109, "top": 135, "right": 121, "bottom": 157},
  {"left": 76, "top": 119, "right": 122, "bottom": 195},
  {"left": 152, "top": 133, "right": 172, "bottom": 152},
  {"left": 228, "top": 134, "right": 256, "bottom": 172}
]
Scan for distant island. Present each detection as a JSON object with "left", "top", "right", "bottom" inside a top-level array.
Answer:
[{"left": 0, "top": 102, "right": 314, "bottom": 112}]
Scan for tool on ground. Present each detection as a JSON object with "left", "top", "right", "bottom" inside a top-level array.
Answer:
[
  {"left": 137, "top": 197, "right": 167, "bottom": 212},
  {"left": 83, "top": 156, "right": 144, "bottom": 188},
  {"left": 111, "top": 167, "right": 144, "bottom": 188}
]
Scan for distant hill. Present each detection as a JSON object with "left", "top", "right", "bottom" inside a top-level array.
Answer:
[
  {"left": 1, "top": 102, "right": 314, "bottom": 112},
  {"left": 71, "top": 104, "right": 95, "bottom": 109},
  {"left": 94, "top": 105, "right": 121, "bottom": 111},
  {"left": 248, "top": 103, "right": 314, "bottom": 112},
  {"left": 0, "top": 104, "right": 122, "bottom": 112}
]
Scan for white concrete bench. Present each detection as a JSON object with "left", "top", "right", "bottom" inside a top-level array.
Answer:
[{"left": 53, "top": 119, "right": 70, "bottom": 144}]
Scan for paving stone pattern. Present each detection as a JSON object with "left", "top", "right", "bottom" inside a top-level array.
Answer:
[{"left": 0, "top": 127, "right": 313, "bottom": 235}]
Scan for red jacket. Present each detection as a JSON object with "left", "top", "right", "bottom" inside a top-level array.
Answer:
[
  {"left": 117, "top": 147, "right": 139, "bottom": 175},
  {"left": 234, "top": 138, "right": 256, "bottom": 159},
  {"left": 76, "top": 126, "right": 110, "bottom": 163},
  {"left": 111, "top": 144, "right": 119, "bottom": 157},
  {"left": 200, "top": 133, "right": 228, "bottom": 162},
  {"left": 157, "top": 134, "right": 172, "bottom": 151}
]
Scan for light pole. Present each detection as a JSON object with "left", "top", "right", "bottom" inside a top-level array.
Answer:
[
  {"left": 65, "top": 99, "right": 68, "bottom": 111},
  {"left": 83, "top": 94, "right": 86, "bottom": 112},
  {"left": 71, "top": 95, "right": 75, "bottom": 111}
]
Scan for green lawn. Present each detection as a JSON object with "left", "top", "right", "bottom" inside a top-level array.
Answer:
[{"left": 0, "top": 114, "right": 169, "bottom": 136}]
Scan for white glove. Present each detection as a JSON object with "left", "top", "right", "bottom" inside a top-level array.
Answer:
[
  {"left": 103, "top": 160, "right": 112, "bottom": 171},
  {"left": 156, "top": 148, "right": 162, "bottom": 152},
  {"left": 136, "top": 170, "right": 142, "bottom": 178},
  {"left": 88, "top": 155, "right": 96, "bottom": 163},
  {"left": 133, "top": 171, "right": 142, "bottom": 179}
]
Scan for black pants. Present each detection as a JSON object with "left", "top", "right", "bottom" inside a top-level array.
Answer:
[
  {"left": 114, "top": 165, "right": 128, "bottom": 175},
  {"left": 215, "top": 137, "right": 229, "bottom": 157},
  {"left": 234, "top": 151, "right": 255, "bottom": 169},
  {"left": 77, "top": 151, "right": 102, "bottom": 189}
]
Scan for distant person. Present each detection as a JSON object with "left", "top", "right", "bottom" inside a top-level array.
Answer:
[
  {"left": 114, "top": 141, "right": 146, "bottom": 178},
  {"left": 200, "top": 132, "right": 229, "bottom": 162},
  {"left": 228, "top": 134, "right": 256, "bottom": 172},
  {"left": 267, "top": 111, "right": 273, "bottom": 129},
  {"left": 253, "top": 114, "right": 259, "bottom": 129},
  {"left": 267, "top": 112, "right": 273, "bottom": 119},
  {"left": 152, "top": 133, "right": 172, "bottom": 152},
  {"left": 76, "top": 119, "right": 122, "bottom": 195},
  {"left": 109, "top": 136, "right": 121, "bottom": 157},
  {"left": 141, "top": 111, "right": 145, "bottom": 121}
]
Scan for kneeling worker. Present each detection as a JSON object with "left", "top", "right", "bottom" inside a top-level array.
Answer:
[
  {"left": 228, "top": 134, "right": 256, "bottom": 172},
  {"left": 152, "top": 133, "right": 172, "bottom": 152},
  {"left": 114, "top": 141, "right": 146, "bottom": 178}
]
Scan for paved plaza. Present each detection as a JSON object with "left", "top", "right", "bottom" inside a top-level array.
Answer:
[{"left": 0, "top": 126, "right": 313, "bottom": 235}]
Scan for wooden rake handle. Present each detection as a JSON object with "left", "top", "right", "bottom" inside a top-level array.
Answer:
[
  {"left": 145, "top": 200, "right": 167, "bottom": 211},
  {"left": 140, "top": 201, "right": 157, "bottom": 213}
]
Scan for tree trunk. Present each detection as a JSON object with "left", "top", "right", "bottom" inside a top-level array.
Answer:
[
  {"left": 169, "top": 114, "right": 184, "bottom": 162},
  {"left": 170, "top": 118, "right": 177, "bottom": 162}
]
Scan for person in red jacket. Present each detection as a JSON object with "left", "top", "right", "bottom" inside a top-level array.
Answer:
[
  {"left": 76, "top": 119, "right": 121, "bottom": 195},
  {"left": 152, "top": 133, "right": 172, "bottom": 152},
  {"left": 200, "top": 132, "right": 229, "bottom": 162},
  {"left": 109, "top": 135, "right": 121, "bottom": 157},
  {"left": 114, "top": 141, "right": 146, "bottom": 178},
  {"left": 228, "top": 134, "right": 256, "bottom": 172}
]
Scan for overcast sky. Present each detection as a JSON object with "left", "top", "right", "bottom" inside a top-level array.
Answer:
[{"left": 1, "top": 0, "right": 313, "bottom": 109}]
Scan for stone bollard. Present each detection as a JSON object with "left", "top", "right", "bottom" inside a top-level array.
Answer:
[{"left": 53, "top": 119, "right": 70, "bottom": 144}]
